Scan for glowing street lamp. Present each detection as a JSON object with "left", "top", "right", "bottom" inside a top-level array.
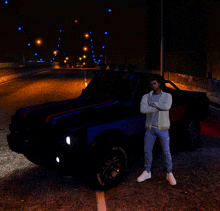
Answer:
[
  {"left": 36, "top": 39, "right": 42, "bottom": 45},
  {"left": 53, "top": 50, "right": 57, "bottom": 55},
  {"left": 79, "top": 57, "right": 82, "bottom": 61},
  {"left": 83, "top": 55, "right": 86, "bottom": 59},
  {"left": 83, "top": 46, "right": 88, "bottom": 51},
  {"left": 66, "top": 57, "right": 69, "bottom": 60},
  {"left": 84, "top": 33, "right": 89, "bottom": 38}
]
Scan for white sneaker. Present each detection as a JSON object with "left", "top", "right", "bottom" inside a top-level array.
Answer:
[
  {"left": 137, "top": 171, "right": 151, "bottom": 182},
  {"left": 166, "top": 173, "right": 177, "bottom": 185}
]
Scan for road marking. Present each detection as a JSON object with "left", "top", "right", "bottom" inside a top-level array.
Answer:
[{"left": 96, "top": 191, "right": 107, "bottom": 211}]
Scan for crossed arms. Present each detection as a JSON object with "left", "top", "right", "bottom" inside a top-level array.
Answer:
[{"left": 140, "top": 93, "right": 172, "bottom": 114}]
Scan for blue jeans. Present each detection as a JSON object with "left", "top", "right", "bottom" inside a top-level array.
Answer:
[{"left": 144, "top": 128, "right": 172, "bottom": 173}]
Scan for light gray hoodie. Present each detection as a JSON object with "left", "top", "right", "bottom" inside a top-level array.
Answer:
[{"left": 140, "top": 90, "right": 172, "bottom": 130}]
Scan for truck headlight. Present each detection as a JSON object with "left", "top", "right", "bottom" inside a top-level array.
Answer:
[
  {"left": 56, "top": 157, "right": 60, "bottom": 163},
  {"left": 66, "top": 136, "right": 71, "bottom": 145}
]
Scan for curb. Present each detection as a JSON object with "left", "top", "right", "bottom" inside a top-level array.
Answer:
[{"left": 0, "top": 67, "right": 52, "bottom": 84}]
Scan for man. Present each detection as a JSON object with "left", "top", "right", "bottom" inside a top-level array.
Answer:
[{"left": 137, "top": 77, "right": 177, "bottom": 185}]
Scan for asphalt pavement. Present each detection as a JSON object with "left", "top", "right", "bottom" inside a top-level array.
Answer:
[{"left": 0, "top": 66, "right": 220, "bottom": 107}]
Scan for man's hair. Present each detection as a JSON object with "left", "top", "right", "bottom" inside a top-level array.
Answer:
[{"left": 147, "top": 76, "right": 161, "bottom": 84}]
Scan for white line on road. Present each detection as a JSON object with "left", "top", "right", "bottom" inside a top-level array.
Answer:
[{"left": 96, "top": 191, "right": 107, "bottom": 211}]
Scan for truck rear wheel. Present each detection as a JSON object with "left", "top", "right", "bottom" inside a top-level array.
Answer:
[{"left": 187, "top": 120, "right": 201, "bottom": 150}]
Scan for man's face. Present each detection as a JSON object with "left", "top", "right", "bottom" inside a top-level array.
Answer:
[{"left": 150, "top": 80, "right": 160, "bottom": 91}]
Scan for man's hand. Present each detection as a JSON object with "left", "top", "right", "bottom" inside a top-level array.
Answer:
[
  {"left": 148, "top": 98, "right": 153, "bottom": 106},
  {"left": 151, "top": 102, "right": 158, "bottom": 108},
  {"left": 148, "top": 98, "right": 158, "bottom": 107}
]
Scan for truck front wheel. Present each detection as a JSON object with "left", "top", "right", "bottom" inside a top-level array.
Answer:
[{"left": 89, "top": 145, "right": 127, "bottom": 190}]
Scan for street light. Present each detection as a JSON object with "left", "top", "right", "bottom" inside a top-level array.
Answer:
[
  {"left": 83, "top": 55, "right": 86, "bottom": 59},
  {"left": 84, "top": 33, "right": 89, "bottom": 38},
  {"left": 36, "top": 39, "right": 42, "bottom": 45},
  {"left": 83, "top": 46, "right": 88, "bottom": 51},
  {"left": 160, "top": 0, "right": 164, "bottom": 77},
  {"left": 53, "top": 50, "right": 57, "bottom": 55},
  {"left": 79, "top": 57, "right": 82, "bottom": 60}
]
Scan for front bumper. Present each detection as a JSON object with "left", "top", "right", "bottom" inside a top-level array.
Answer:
[{"left": 7, "top": 130, "right": 83, "bottom": 165}]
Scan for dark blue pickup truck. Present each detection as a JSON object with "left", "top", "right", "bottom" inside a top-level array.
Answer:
[{"left": 7, "top": 71, "right": 210, "bottom": 190}]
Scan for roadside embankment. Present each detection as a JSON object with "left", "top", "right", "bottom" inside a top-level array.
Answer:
[
  {"left": 151, "top": 70, "right": 220, "bottom": 106},
  {"left": 0, "top": 66, "right": 219, "bottom": 106}
]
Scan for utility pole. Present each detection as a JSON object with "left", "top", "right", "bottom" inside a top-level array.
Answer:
[
  {"left": 160, "top": 0, "right": 164, "bottom": 77},
  {"left": 105, "top": 37, "right": 107, "bottom": 65}
]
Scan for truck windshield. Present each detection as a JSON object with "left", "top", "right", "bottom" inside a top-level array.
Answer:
[{"left": 84, "top": 72, "right": 138, "bottom": 100}]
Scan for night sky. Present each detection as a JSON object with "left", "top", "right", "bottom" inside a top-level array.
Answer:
[
  {"left": 1, "top": 0, "right": 220, "bottom": 71},
  {"left": 0, "top": 0, "right": 148, "bottom": 64}
]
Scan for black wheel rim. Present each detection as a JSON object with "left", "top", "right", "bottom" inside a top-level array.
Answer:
[
  {"left": 97, "top": 147, "right": 127, "bottom": 186},
  {"left": 188, "top": 121, "right": 200, "bottom": 141}
]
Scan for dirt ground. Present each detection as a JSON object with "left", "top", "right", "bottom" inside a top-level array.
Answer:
[{"left": 0, "top": 135, "right": 219, "bottom": 210}]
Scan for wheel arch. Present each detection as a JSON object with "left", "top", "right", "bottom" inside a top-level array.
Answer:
[
  {"left": 183, "top": 96, "right": 210, "bottom": 122},
  {"left": 89, "top": 128, "right": 128, "bottom": 150}
]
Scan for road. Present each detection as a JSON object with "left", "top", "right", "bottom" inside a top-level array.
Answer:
[{"left": 0, "top": 68, "right": 220, "bottom": 210}]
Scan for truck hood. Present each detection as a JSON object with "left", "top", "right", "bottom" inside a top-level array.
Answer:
[{"left": 16, "top": 96, "right": 124, "bottom": 127}]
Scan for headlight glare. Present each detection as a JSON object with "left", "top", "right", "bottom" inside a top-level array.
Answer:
[
  {"left": 66, "top": 136, "right": 71, "bottom": 145},
  {"left": 56, "top": 157, "right": 60, "bottom": 163}
]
